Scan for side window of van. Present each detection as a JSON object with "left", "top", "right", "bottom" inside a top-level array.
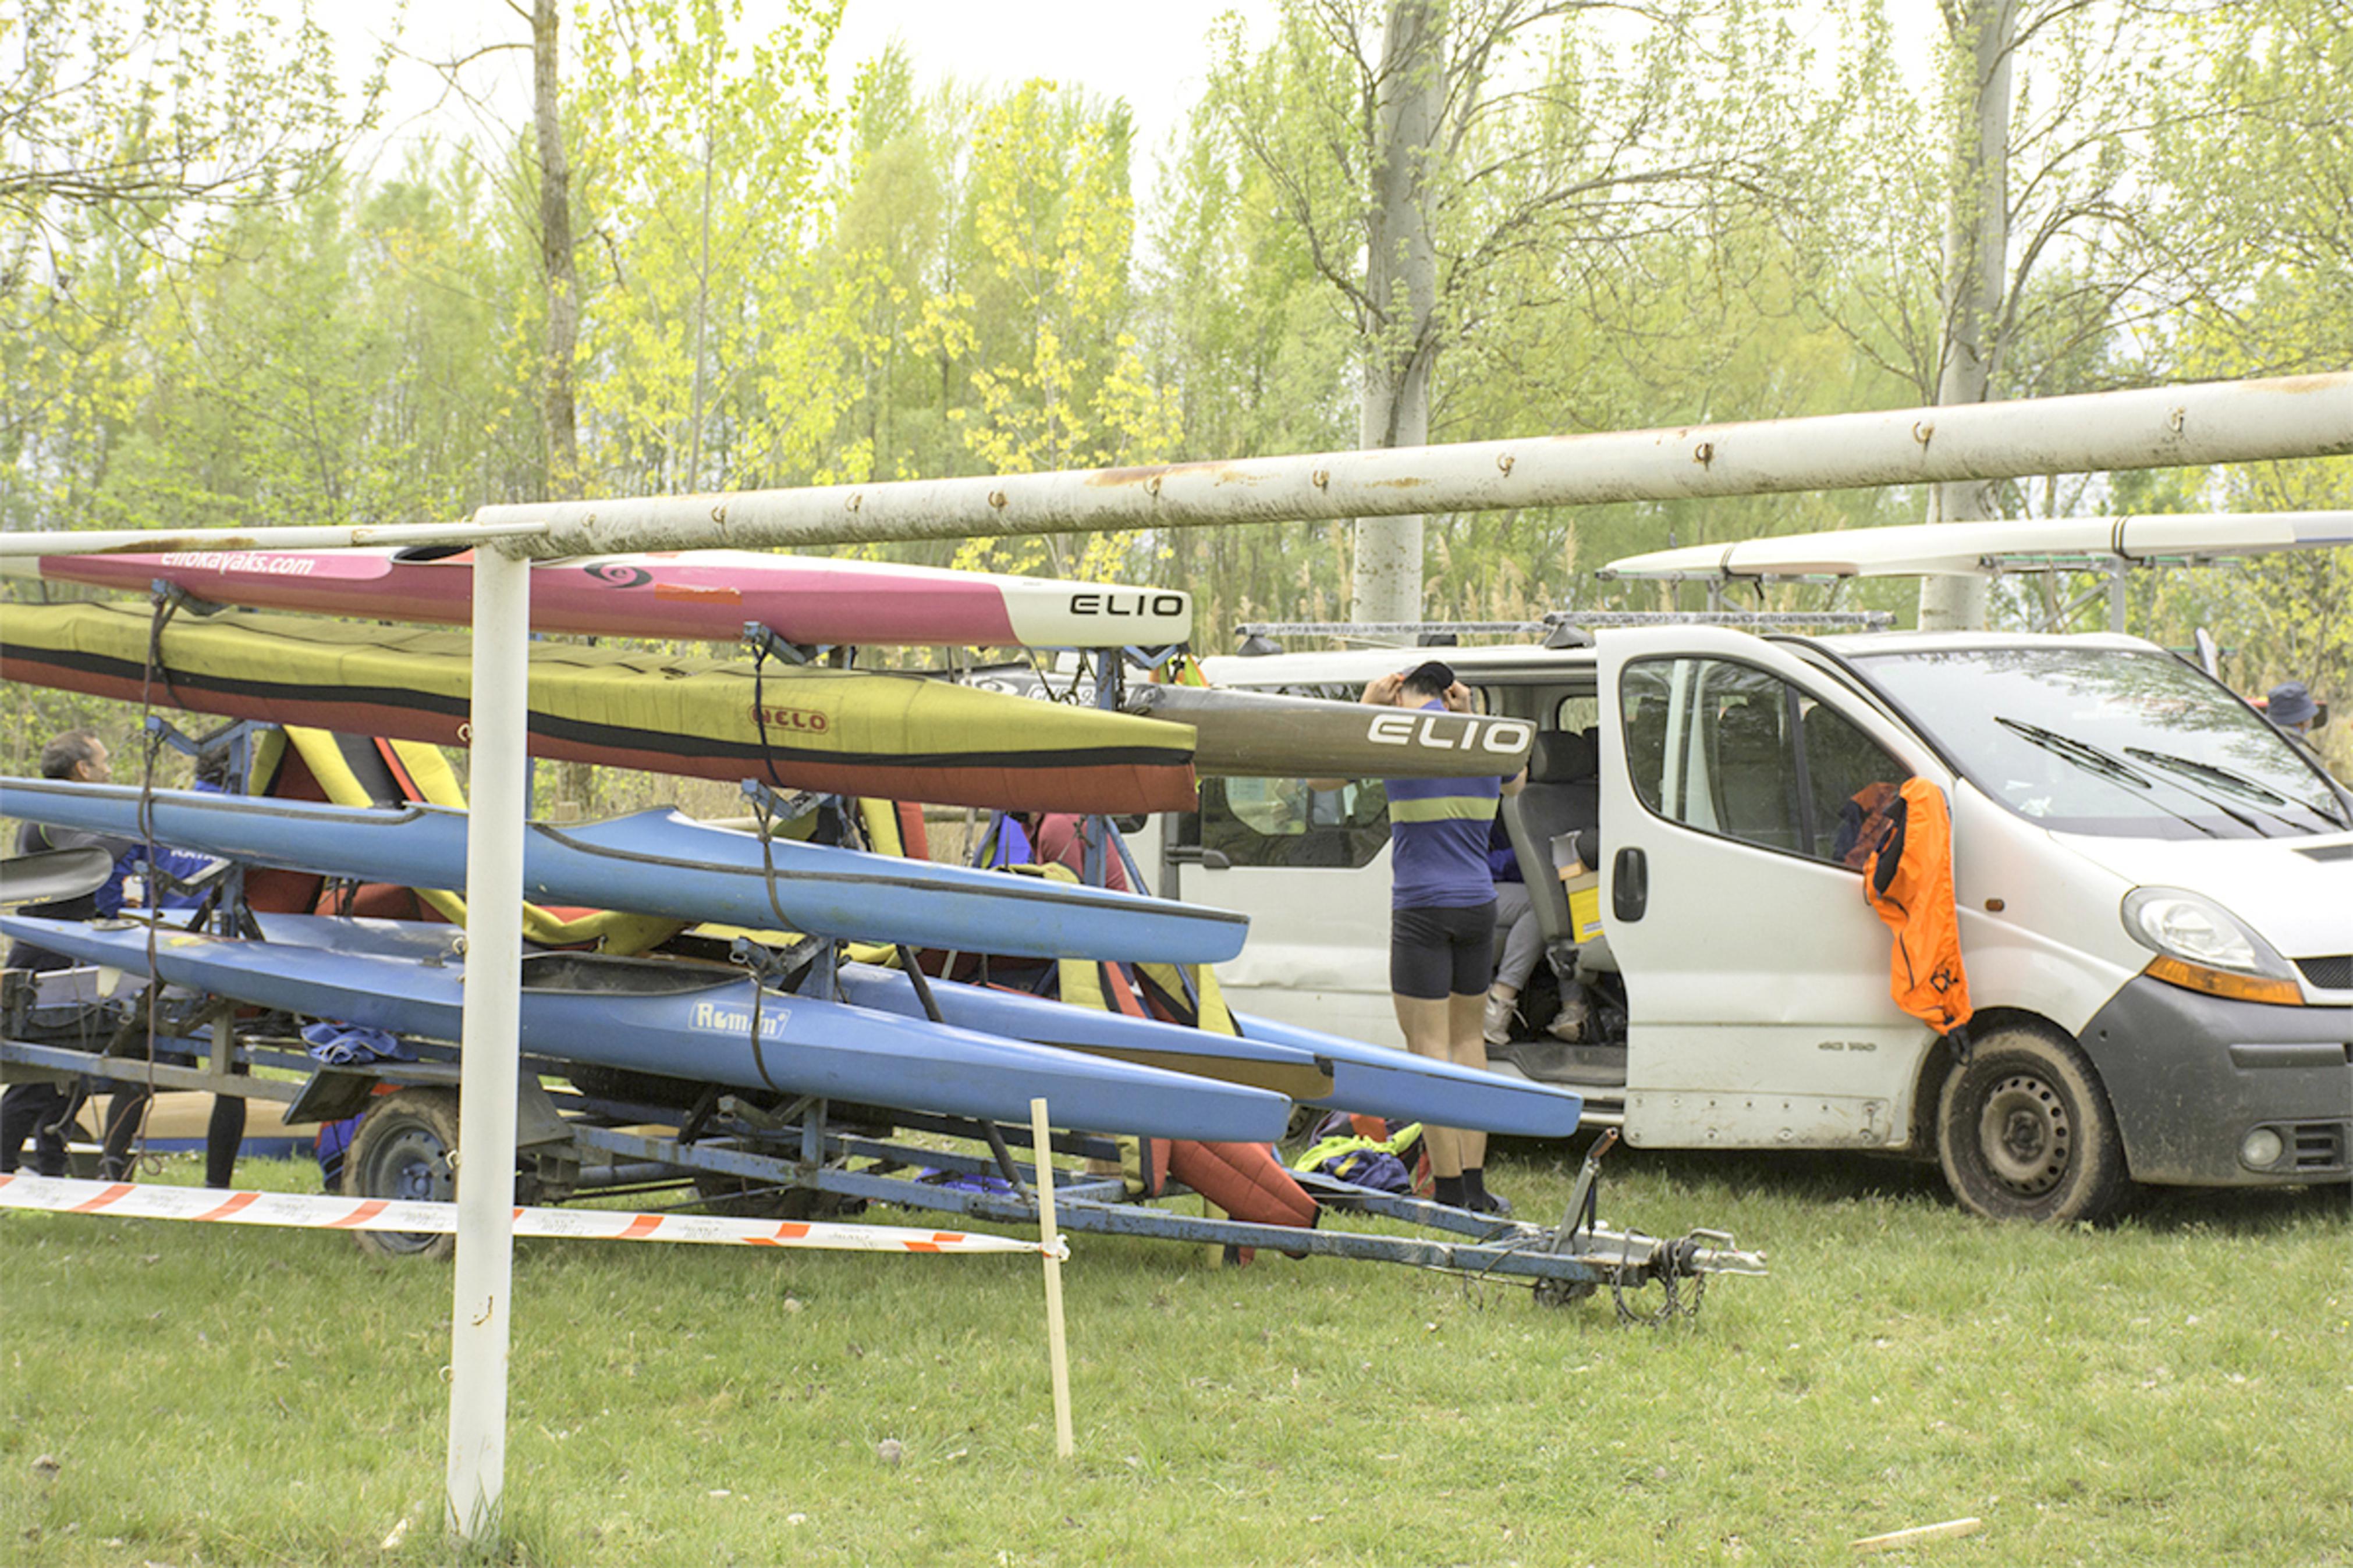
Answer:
[
  {"left": 1196, "top": 777, "right": 1392, "bottom": 869},
  {"left": 1621, "top": 657, "right": 1908, "bottom": 867},
  {"left": 1801, "top": 699, "right": 1912, "bottom": 868},
  {"left": 1552, "top": 695, "right": 1602, "bottom": 733}
]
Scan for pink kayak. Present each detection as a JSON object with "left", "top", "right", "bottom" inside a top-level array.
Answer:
[{"left": 9, "top": 546, "right": 1193, "bottom": 649}]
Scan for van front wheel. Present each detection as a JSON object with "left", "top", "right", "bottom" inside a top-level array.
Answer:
[{"left": 1936, "top": 1027, "right": 2130, "bottom": 1224}]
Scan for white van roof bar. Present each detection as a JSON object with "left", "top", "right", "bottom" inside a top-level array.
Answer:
[{"left": 1233, "top": 609, "right": 1896, "bottom": 643}]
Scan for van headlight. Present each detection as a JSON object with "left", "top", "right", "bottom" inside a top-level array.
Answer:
[
  {"left": 2122, "top": 888, "right": 2287, "bottom": 975},
  {"left": 2123, "top": 887, "right": 2304, "bottom": 1006}
]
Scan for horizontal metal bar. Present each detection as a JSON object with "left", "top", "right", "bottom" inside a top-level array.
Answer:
[
  {"left": 0, "top": 520, "right": 550, "bottom": 560},
  {"left": 0, "top": 1036, "right": 302, "bottom": 1102},
  {"left": 562, "top": 1116, "right": 1762, "bottom": 1286},
  {"left": 470, "top": 375, "right": 2351, "bottom": 555}
]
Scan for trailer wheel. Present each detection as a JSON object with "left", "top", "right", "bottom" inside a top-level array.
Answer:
[
  {"left": 345, "top": 1087, "right": 461, "bottom": 1260},
  {"left": 1936, "top": 1026, "right": 2130, "bottom": 1224}
]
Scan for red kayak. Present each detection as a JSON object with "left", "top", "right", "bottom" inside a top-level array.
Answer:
[{"left": 6, "top": 546, "right": 1193, "bottom": 649}]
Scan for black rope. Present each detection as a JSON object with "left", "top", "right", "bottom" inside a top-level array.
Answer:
[{"left": 748, "top": 639, "right": 789, "bottom": 788}]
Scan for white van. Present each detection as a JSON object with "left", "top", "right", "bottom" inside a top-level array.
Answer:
[{"left": 1133, "top": 626, "right": 2353, "bottom": 1222}]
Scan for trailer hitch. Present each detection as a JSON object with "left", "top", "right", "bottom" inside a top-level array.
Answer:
[{"left": 1525, "top": 1129, "right": 1766, "bottom": 1322}]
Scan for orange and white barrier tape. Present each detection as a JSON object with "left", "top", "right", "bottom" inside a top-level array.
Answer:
[{"left": 0, "top": 1174, "right": 1066, "bottom": 1259}]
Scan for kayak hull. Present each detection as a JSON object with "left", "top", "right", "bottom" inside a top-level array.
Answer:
[
  {"left": 12, "top": 547, "right": 1194, "bottom": 648},
  {"left": 840, "top": 964, "right": 1583, "bottom": 1137},
  {"left": 0, "top": 603, "right": 1197, "bottom": 814},
  {"left": 0, "top": 780, "right": 1248, "bottom": 963},
  {"left": 0, "top": 918, "right": 1291, "bottom": 1142},
  {"left": 1125, "top": 684, "right": 1535, "bottom": 780}
]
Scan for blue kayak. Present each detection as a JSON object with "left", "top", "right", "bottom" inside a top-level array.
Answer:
[
  {"left": 837, "top": 963, "right": 1584, "bottom": 1138},
  {"left": 0, "top": 778, "right": 1247, "bottom": 964},
  {"left": 0, "top": 916, "right": 1292, "bottom": 1142},
  {"left": 239, "top": 918, "right": 1580, "bottom": 1136}
]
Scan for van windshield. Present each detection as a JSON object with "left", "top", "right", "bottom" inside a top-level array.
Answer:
[{"left": 1847, "top": 646, "right": 2350, "bottom": 839}]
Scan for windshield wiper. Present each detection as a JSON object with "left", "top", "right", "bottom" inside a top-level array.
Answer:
[
  {"left": 2121, "top": 745, "right": 2344, "bottom": 834},
  {"left": 2121, "top": 748, "right": 2284, "bottom": 804},
  {"left": 2105, "top": 746, "right": 2277, "bottom": 836},
  {"left": 1994, "top": 717, "right": 2221, "bottom": 837}
]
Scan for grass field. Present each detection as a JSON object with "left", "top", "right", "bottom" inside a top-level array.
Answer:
[{"left": 2, "top": 1140, "right": 2345, "bottom": 1567}]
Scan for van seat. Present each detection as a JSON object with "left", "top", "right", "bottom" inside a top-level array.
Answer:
[{"left": 1502, "top": 727, "right": 1600, "bottom": 980}]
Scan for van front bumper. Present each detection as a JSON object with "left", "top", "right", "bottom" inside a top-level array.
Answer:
[{"left": 2078, "top": 977, "right": 2352, "bottom": 1187}]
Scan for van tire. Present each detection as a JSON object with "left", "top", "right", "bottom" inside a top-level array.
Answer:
[
  {"left": 344, "top": 1087, "right": 461, "bottom": 1260},
  {"left": 1936, "top": 1026, "right": 2130, "bottom": 1224}
]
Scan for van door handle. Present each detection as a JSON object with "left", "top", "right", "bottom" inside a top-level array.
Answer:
[
  {"left": 1165, "top": 845, "right": 1232, "bottom": 870},
  {"left": 1612, "top": 848, "right": 1648, "bottom": 922}
]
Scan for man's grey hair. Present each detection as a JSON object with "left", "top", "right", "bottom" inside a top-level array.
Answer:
[{"left": 40, "top": 730, "right": 104, "bottom": 780}]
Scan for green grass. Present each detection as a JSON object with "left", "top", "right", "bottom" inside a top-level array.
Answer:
[{"left": 2, "top": 1142, "right": 2345, "bottom": 1567}]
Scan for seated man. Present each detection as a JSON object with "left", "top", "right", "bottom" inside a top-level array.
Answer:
[{"left": 1482, "top": 809, "right": 1587, "bottom": 1047}]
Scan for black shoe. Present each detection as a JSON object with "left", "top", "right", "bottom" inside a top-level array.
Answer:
[{"left": 1470, "top": 1188, "right": 1513, "bottom": 1218}]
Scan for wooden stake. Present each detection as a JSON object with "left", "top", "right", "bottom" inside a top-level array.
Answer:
[
  {"left": 1851, "top": 1517, "right": 1983, "bottom": 1553},
  {"left": 1030, "top": 1097, "right": 1074, "bottom": 1460}
]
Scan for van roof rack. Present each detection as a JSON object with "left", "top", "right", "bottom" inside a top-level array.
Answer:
[{"left": 1232, "top": 609, "right": 1896, "bottom": 652}]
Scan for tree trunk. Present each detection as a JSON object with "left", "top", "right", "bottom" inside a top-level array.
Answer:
[
  {"left": 533, "top": 0, "right": 592, "bottom": 815},
  {"left": 534, "top": 0, "right": 580, "bottom": 506},
  {"left": 1353, "top": 0, "right": 1444, "bottom": 628},
  {"left": 1920, "top": 0, "right": 2014, "bottom": 632}
]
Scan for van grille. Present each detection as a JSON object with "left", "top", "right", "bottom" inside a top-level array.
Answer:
[
  {"left": 2288, "top": 1122, "right": 2349, "bottom": 1174},
  {"left": 2295, "top": 955, "right": 2353, "bottom": 990}
]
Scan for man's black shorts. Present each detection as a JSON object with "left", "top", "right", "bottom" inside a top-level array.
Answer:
[{"left": 1390, "top": 901, "right": 1498, "bottom": 1000}]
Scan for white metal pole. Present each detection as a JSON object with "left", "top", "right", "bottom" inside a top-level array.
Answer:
[
  {"left": 445, "top": 542, "right": 531, "bottom": 1543},
  {"left": 470, "top": 374, "right": 2352, "bottom": 556},
  {"left": 0, "top": 520, "right": 547, "bottom": 559}
]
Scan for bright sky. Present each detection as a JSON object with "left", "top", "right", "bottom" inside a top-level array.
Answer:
[
  {"left": 827, "top": 1, "right": 1263, "bottom": 168},
  {"left": 343, "top": 1, "right": 1272, "bottom": 194}
]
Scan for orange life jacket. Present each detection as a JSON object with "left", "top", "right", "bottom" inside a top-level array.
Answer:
[{"left": 1863, "top": 778, "right": 1973, "bottom": 1033}]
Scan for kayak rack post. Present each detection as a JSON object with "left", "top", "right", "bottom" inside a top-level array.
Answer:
[
  {"left": 445, "top": 542, "right": 531, "bottom": 1545},
  {"left": 1030, "top": 1097, "right": 1074, "bottom": 1460}
]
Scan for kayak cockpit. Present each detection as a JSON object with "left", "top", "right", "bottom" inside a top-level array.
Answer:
[{"left": 519, "top": 952, "right": 739, "bottom": 996}]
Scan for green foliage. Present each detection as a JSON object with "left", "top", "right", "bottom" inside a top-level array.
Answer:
[
  {"left": 950, "top": 79, "right": 1179, "bottom": 582},
  {"left": 567, "top": 0, "right": 844, "bottom": 499},
  {"left": 0, "top": 0, "right": 2344, "bottom": 667},
  {"left": 0, "top": 0, "right": 363, "bottom": 262}
]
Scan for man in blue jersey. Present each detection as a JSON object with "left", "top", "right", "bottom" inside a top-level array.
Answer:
[{"left": 1357, "top": 661, "right": 1524, "bottom": 1214}]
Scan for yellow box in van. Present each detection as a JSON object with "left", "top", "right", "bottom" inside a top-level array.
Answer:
[
  {"left": 1561, "top": 870, "right": 1603, "bottom": 942},
  {"left": 1571, "top": 879, "right": 1609, "bottom": 940}
]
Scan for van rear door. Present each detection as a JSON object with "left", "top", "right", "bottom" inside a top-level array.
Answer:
[{"left": 1596, "top": 628, "right": 1950, "bottom": 1150}]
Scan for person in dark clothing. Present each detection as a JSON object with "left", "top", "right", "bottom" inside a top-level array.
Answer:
[
  {"left": 2, "top": 732, "right": 223, "bottom": 1180},
  {"left": 3, "top": 731, "right": 120, "bottom": 1175}
]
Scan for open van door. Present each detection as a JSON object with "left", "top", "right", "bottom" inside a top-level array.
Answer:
[{"left": 1596, "top": 627, "right": 1952, "bottom": 1150}]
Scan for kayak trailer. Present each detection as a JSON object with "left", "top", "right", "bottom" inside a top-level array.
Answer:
[
  {"left": 1, "top": 646, "right": 1764, "bottom": 1323},
  {"left": 1, "top": 957, "right": 1763, "bottom": 1325}
]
